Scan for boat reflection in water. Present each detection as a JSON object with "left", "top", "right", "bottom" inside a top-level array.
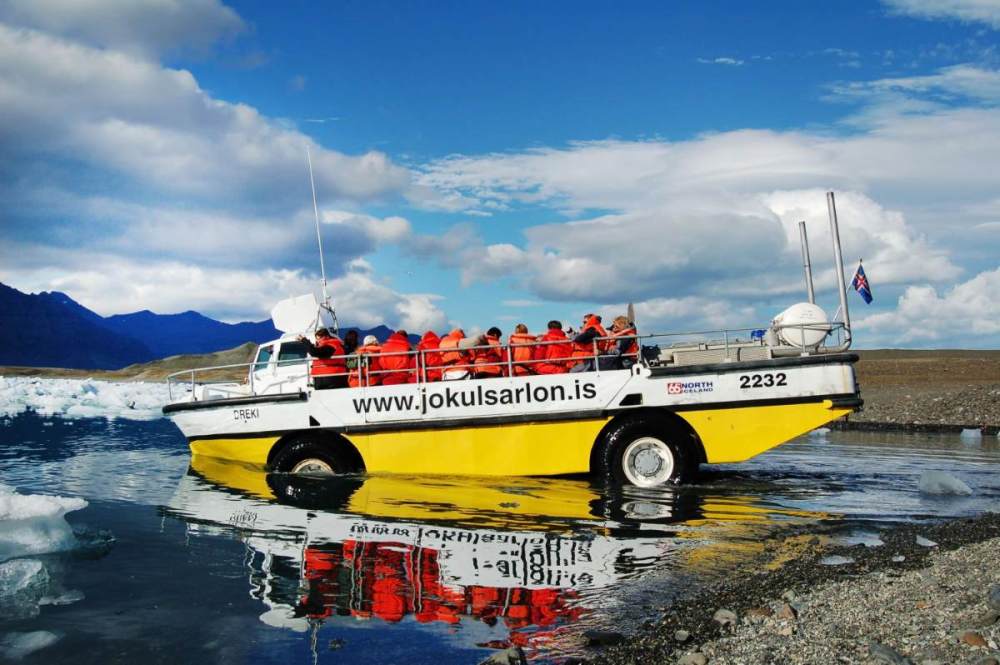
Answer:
[{"left": 164, "top": 456, "right": 822, "bottom": 659}]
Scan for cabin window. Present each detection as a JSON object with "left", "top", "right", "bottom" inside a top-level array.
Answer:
[
  {"left": 277, "top": 341, "right": 308, "bottom": 366},
  {"left": 254, "top": 345, "right": 273, "bottom": 371}
]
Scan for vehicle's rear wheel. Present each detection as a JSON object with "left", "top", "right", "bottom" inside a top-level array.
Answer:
[
  {"left": 271, "top": 438, "right": 343, "bottom": 476},
  {"left": 596, "top": 414, "right": 693, "bottom": 487}
]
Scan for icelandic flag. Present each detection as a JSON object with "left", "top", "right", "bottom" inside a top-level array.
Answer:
[{"left": 852, "top": 261, "right": 873, "bottom": 304}]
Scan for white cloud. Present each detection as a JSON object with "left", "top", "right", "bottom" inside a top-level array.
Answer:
[
  {"left": 0, "top": 24, "right": 410, "bottom": 207},
  {"left": 857, "top": 266, "right": 1000, "bottom": 344},
  {"left": 0, "top": 0, "right": 245, "bottom": 57},
  {"left": 883, "top": 0, "right": 1000, "bottom": 29},
  {"left": 697, "top": 57, "right": 744, "bottom": 66},
  {"left": 829, "top": 64, "right": 1000, "bottom": 105},
  {"left": 0, "top": 252, "right": 446, "bottom": 329}
]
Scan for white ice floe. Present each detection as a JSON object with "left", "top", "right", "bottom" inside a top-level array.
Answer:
[
  {"left": 916, "top": 535, "right": 938, "bottom": 547},
  {"left": 0, "top": 631, "right": 62, "bottom": 660},
  {"left": 0, "top": 376, "right": 172, "bottom": 421},
  {"left": 0, "top": 485, "right": 88, "bottom": 562},
  {"left": 960, "top": 428, "right": 982, "bottom": 439},
  {"left": 819, "top": 555, "right": 854, "bottom": 566},
  {"left": 918, "top": 471, "right": 973, "bottom": 496},
  {"left": 808, "top": 427, "right": 831, "bottom": 438},
  {"left": 0, "top": 559, "right": 49, "bottom": 620}
]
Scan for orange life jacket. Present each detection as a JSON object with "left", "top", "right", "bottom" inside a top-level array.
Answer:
[
  {"left": 311, "top": 336, "right": 347, "bottom": 376},
  {"left": 570, "top": 317, "right": 611, "bottom": 364},
  {"left": 348, "top": 343, "right": 382, "bottom": 388},
  {"left": 417, "top": 331, "right": 443, "bottom": 381},
  {"left": 508, "top": 332, "right": 537, "bottom": 376},
  {"left": 534, "top": 329, "right": 572, "bottom": 374},
  {"left": 612, "top": 326, "right": 639, "bottom": 357},
  {"left": 472, "top": 334, "right": 505, "bottom": 377},
  {"left": 379, "top": 332, "right": 415, "bottom": 385},
  {"left": 438, "top": 329, "right": 468, "bottom": 367}
]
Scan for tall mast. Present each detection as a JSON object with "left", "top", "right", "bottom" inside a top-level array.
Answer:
[{"left": 307, "top": 147, "right": 338, "bottom": 333}]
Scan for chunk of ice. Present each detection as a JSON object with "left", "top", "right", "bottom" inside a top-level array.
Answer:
[
  {"left": 960, "top": 428, "right": 982, "bottom": 439},
  {"left": 819, "top": 555, "right": 854, "bottom": 566},
  {"left": 916, "top": 535, "right": 938, "bottom": 547},
  {"left": 809, "top": 427, "right": 831, "bottom": 438},
  {"left": 1, "top": 631, "right": 62, "bottom": 660},
  {"left": 0, "top": 376, "right": 172, "bottom": 421},
  {"left": 918, "top": 471, "right": 973, "bottom": 496},
  {"left": 0, "top": 485, "right": 87, "bottom": 562},
  {"left": 0, "top": 559, "right": 49, "bottom": 620}
]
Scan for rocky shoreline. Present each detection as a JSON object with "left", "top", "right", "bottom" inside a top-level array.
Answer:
[{"left": 591, "top": 513, "right": 1000, "bottom": 665}]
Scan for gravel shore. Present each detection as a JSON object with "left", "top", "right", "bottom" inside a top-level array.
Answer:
[
  {"left": 845, "top": 351, "right": 1000, "bottom": 433},
  {"left": 593, "top": 513, "right": 1000, "bottom": 665}
]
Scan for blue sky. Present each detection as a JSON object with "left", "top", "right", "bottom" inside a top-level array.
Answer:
[{"left": 1, "top": 0, "right": 999, "bottom": 347}]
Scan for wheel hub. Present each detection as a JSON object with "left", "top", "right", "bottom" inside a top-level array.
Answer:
[
  {"left": 290, "top": 458, "right": 335, "bottom": 476},
  {"left": 621, "top": 437, "right": 675, "bottom": 487}
]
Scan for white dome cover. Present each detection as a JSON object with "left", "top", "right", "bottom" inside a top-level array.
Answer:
[{"left": 772, "top": 302, "right": 830, "bottom": 347}]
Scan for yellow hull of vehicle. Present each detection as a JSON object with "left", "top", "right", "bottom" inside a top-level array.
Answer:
[{"left": 189, "top": 399, "right": 850, "bottom": 475}]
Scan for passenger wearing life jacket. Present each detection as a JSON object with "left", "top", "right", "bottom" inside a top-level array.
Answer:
[
  {"left": 472, "top": 327, "right": 505, "bottom": 378},
  {"left": 379, "top": 330, "right": 415, "bottom": 385},
  {"left": 298, "top": 328, "right": 348, "bottom": 389},
  {"left": 534, "top": 320, "right": 573, "bottom": 374},
  {"left": 438, "top": 328, "right": 472, "bottom": 380},
  {"left": 610, "top": 315, "right": 640, "bottom": 369},
  {"left": 569, "top": 314, "right": 612, "bottom": 372},
  {"left": 508, "top": 323, "right": 538, "bottom": 376},
  {"left": 417, "top": 330, "right": 443, "bottom": 382},
  {"left": 348, "top": 334, "right": 382, "bottom": 388}
]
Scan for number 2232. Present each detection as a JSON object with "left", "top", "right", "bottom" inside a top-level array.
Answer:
[{"left": 738, "top": 373, "right": 787, "bottom": 389}]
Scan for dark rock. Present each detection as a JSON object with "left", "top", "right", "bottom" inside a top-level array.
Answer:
[
  {"left": 989, "top": 584, "right": 1000, "bottom": 612},
  {"left": 583, "top": 630, "right": 624, "bottom": 647},
  {"left": 478, "top": 647, "right": 527, "bottom": 665},
  {"left": 869, "top": 641, "right": 914, "bottom": 665}
]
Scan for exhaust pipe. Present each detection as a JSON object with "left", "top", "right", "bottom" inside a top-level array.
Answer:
[
  {"left": 826, "top": 191, "right": 852, "bottom": 351},
  {"left": 798, "top": 220, "right": 815, "bottom": 304}
]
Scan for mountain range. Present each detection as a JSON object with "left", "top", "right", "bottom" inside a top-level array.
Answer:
[{"left": 0, "top": 283, "right": 393, "bottom": 370}]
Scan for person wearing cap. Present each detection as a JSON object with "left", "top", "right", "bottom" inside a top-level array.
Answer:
[
  {"left": 348, "top": 334, "right": 383, "bottom": 388},
  {"left": 297, "top": 328, "right": 348, "bottom": 389}
]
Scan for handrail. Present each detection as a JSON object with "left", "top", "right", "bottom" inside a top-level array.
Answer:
[{"left": 165, "top": 321, "right": 849, "bottom": 402}]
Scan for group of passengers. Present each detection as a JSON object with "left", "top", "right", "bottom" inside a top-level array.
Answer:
[{"left": 297, "top": 314, "right": 639, "bottom": 390}]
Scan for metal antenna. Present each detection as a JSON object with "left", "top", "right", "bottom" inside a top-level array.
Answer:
[{"left": 307, "top": 147, "right": 339, "bottom": 334}]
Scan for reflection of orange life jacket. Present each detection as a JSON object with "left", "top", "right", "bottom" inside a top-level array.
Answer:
[
  {"left": 570, "top": 317, "right": 610, "bottom": 364},
  {"left": 438, "top": 329, "right": 467, "bottom": 366},
  {"left": 612, "top": 326, "right": 639, "bottom": 356},
  {"left": 348, "top": 343, "right": 382, "bottom": 387},
  {"left": 534, "top": 329, "right": 572, "bottom": 374},
  {"left": 379, "top": 333, "right": 414, "bottom": 385},
  {"left": 508, "top": 333, "right": 537, "bottom": 376},
  {"left": 473, "top": 334, "right": 504, "bottom": 376},
  {"left": 417, "top": 331, "right": 443, "bottom": 381},
  {"left": 311, "top": 336, "right": 347, "bottom": 376}
]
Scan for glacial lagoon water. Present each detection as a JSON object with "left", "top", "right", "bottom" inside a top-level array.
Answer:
[{"left": 1, "top": 406, "right": 1000, "bottom": 663}]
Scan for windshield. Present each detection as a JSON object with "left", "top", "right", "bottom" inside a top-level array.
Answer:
[{"left": 254, "top": 345, "right": 273, "bottom": 371}]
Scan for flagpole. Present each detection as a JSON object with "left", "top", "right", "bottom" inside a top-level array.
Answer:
[{"left": 826, "top": 192, "right": 851, "bottom": 348}]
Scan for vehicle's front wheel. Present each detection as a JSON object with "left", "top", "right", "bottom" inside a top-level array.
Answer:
[
  {"left": 597, "top": 415, "right": 694, "bottom": 487},
  {"left": 271, "top": 438, "right": 344, "bottom": 476}
]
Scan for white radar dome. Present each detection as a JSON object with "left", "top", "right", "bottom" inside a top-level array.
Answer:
[{"left": 771, "top": 302, "right": 831, "bottom": 348}]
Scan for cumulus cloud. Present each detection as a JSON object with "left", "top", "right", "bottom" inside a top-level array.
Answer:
[
  {"left": 883, "top": 0, "right": 1000, "bottom": 29},
  {"left": 0, "top": 251, "right": 446, "bottom": 329},
  {"left": 857, "top": 266, "right": 1000, "bottom": 345},
  {"left": 0, "top": 0, "right": 245, "bottom": 57},
  {"left": 0, "top": 24, "right": 409, "bottom": 208}
]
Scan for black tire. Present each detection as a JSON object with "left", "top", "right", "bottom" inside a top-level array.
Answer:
[
  {"left": 595, "top": 414, "right": 694, "bottom": 487},
  {"left": 270, "top": 436, "right": 348, "bottom": 476}
]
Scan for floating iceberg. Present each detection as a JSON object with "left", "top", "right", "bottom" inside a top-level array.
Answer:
[
  {"left": 0, "top": 485, "right": 88, "bottom": 562},
  {"left": 0, "top": 376, "right": 172, "bottom": 421},
  {"left": 0, "top": 631, "right": 62, "bottom": 660},
  {"left": 918, "top": 471, "right": 973, "bottom": 496},
  {"left": 0, "top": 559, "right": 49, "bottom": 620}
]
